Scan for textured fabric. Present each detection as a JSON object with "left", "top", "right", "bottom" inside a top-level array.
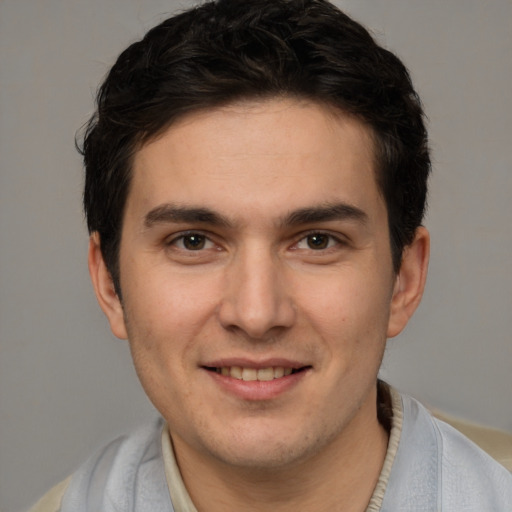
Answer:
[
  {"left": 366, "top": 385, "right": 403, "bottom": 511},
  {"left": 29, "top": 388, "right": 512, "bottom": 511},
  {"left": 432, "top": 409, "right": 512, "bottom": 471},
  {"left": 60, "top": 419, "right": 173, "bottom": 512},
  {"left": 380, "top": 393, "right": 512, "bottom": 511}
]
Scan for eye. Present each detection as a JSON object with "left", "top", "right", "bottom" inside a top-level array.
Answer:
[
  {"left": 169, "top": 233, "right": 215, "bottom": 251},
  {"left": 295, "top": 232, "right": 340, "bottom": 250}
]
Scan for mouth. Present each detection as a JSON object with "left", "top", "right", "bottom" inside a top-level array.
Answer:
[{"left": 203, "top": 365, "right": 311, "bottom": 382}]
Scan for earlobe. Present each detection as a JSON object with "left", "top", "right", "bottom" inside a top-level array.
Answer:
[
  {"left": 387, "top": 227, "right": 430, "bottom": 338},
  {"left": 88, "top": 232, "right": 128, "bottom": 339}
]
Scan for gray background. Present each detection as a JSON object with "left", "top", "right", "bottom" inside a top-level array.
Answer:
[{"left": 1, "top": 1, "right": 510, "bottom": 510}]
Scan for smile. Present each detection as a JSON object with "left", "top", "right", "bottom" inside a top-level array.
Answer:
[{"left": 206, "top": 366, "right": 307, "bottom": 381}]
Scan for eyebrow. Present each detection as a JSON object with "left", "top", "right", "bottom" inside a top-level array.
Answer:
[
  {"left": 282, "top": 202, "right": 368, "bottom": 227},
  {"left": 144, "top": 204, "right": 232, "bottom": 229}
]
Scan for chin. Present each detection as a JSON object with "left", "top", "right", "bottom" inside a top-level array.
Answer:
[{"left": 202, "top": 421, "right": 334, "bottom": 471}]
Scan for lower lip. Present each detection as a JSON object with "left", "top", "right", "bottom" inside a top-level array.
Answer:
[{"left": 204, "top": 369, "right": 309, "bottom": 401}]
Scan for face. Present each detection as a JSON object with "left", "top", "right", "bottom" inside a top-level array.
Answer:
[{"left": 90, "top": 99, "right": 427, "bottom": 471}]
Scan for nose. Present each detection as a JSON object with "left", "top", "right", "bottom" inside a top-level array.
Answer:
[{"left": 217, "top": 244, "right": 296, "bottom": 340}]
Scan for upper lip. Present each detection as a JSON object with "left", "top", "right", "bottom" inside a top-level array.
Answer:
[{"left": 201, "top": 357, "right": 309, "bottom": 370}]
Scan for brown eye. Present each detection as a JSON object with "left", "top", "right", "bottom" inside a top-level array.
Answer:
[
  {"left": 306, "top": 233, "right": 330, "bottom": 250},
  {"left": 294, "top": 232, "right": 341, "bottom": 251},
  {"left": 182, "top": 234, "right": 207, "bottom": 250},
  {"left": 168, "top": 232, "right": 216, "bottom": 252}
]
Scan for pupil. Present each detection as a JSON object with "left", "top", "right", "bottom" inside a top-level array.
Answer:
[
  {"left": 184, "top": 234, "right": 205, "bottom": 250},
  {"left": 308, "top": 234, "right": 328, "bottom": 249}
]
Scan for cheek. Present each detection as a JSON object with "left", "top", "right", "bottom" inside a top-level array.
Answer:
[
  {"left": 121, "top": 271, "right": 222, "bottom": 401},
  {"left": 304, "top": 273, "right": 388, "bottom": 315},
  {"left": 126, "top": 269, "right": 221, "bottom": 337},
  {"left": 297, "top": 269, "right": 392, "bottom": 347}
]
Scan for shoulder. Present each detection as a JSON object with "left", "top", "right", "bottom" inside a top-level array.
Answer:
[
  {"left": 430, "top": 411, "right": 512, "bottom": 510},
  {"left": 28, "top": 418, "right": 172, "bottom": 512},
  {"left": 388, "top": 391, "right": 512, "bottom": 511}
]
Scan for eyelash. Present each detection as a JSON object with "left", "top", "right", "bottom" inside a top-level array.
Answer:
[
  {"left": 293, "top": 231, "right": 345, "bottom": 251},
  {"left": 166, "top": 231, "right": 215, "bottom": 251}
]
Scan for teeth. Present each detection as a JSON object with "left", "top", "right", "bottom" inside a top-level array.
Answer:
[
  {"left": 274, "top": 367, "right": 284, "bottom": 378},
  {"left": 230, "top": 366, "right": 243, "bottom": 379},
  {"left": 216, "top": 366, "right": 298, "bottom": 381},
  {"left": 242, "top": 368, "right": 257, "bottom": 381},
  {"left": 256, "top": 367, "right": 274, "bottom": 381}
]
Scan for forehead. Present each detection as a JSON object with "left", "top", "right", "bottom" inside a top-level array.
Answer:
[{"left": 128, "top": 99, "right": 382, "bottom": 225}]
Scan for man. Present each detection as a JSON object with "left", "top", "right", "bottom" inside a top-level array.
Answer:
[{"left": 30, "top": 0, "right": 512, "bottom": 510}]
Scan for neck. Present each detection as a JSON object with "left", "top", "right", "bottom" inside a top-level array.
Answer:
[{"left": 172, "top": 385, "right": 389, "bottom": 512}]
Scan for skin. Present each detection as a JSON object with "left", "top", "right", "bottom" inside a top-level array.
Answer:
[{"left": 89, "top": 98, "right": 429, "bottom": 511}]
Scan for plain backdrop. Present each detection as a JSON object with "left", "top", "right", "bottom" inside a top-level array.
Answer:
[{"left": 1, "top": 1, "right": 511, "bottom": 510}]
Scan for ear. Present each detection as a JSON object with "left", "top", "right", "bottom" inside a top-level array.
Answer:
[
  {"left": 88, "top": 232, "right": 128, "bottom": 339},
  {"left": 387, "top": 227, "right": 430, "bottom": 338}
]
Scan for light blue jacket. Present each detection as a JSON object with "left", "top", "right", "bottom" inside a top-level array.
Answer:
[
  {"left": 58, "top": 392, "right": 512, "bottom": 511},
  {"left": 380, "top": 394, "right": 512, "bottom": 511}
]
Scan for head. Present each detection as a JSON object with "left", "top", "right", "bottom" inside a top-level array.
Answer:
[
  {"left": 81, "top": 0, "right": 430, "bottom": 295},
  {"left": 84, "top": 0, "right": 430, "bottom": 481}
]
